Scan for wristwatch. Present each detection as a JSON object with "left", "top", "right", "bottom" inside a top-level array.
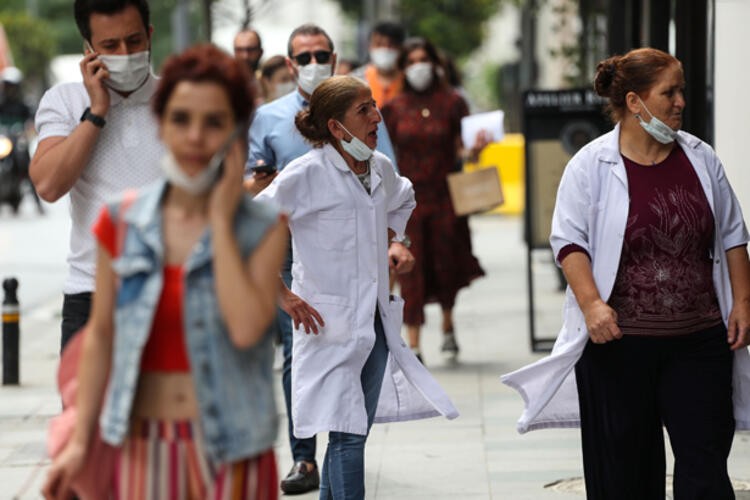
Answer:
[
  {"left": 390, "top": 234, "right": 412, "bottom": 248},
  {"left": 80, "top": 107, "right": 106, "bottom": 128}
]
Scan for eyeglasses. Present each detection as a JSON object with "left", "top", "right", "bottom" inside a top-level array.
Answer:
[{"left": 292, "top": 50, "right": 332, "bottom": 66}]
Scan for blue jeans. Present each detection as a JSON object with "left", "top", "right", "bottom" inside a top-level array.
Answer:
[
  {"left": 319, "top": 309, "right": 389, "bottom": 500},
  {"left": 280, "top": 251, "right": 317, "bottom": 464}
]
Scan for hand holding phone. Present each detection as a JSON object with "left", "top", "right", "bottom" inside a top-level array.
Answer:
[
  {"left": 80, "top": 40, "right": 110, "bottom": 115},
  {"left": 209, "top": 125, "right": 245, "bottom": 186},
  {"left": 250, "top": 163, "right": 277, "bottom": 175}
]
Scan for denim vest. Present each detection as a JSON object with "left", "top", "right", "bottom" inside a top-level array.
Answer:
[{"left": 99, "top": 180, "right": 279, "bottom": 463}]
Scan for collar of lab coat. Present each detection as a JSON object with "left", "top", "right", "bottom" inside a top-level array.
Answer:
[
  {"left": 598, "top": 121, "right": 705, "bottom": 188},
  {"left": 321, "top": 143, "right": 383, "bottom": 193}
]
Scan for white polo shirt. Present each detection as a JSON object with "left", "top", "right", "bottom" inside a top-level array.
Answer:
[{"left": 35, "top": 74, "right": 164, "bottom": 294}]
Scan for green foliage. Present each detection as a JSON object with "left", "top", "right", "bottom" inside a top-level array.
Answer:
[
  {"left": 0, "top": 11, "right": 55, "bottom": 84},
  {"left": 400, "top": 0, "right": 502, "bottom": 59},
  {"left": 0, "top": 0, "right": 210, "bottom": 77},
  {"left": 333, "top": 0, "right": 503, "bottom": 60}
]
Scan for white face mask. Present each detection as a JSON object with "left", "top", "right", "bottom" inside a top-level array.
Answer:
[
  {"left": 405, "top": 62, "right": 434, "bottom": 92},
  {"left": 160, "top": 151, "right": 223, "bottom": 195},
  {"left": 296, "top": 63, "right": 332, "bottom": 95},
  {"left": 271, "top": 80, "right": 296, "bottom": 100},
  {"left": 370, "top": 48, "right": 399, "bottom": 71},
  {"left": 636, "top": 96, "right": 678, "bottom": 144},
  {"left": 98, "top": 50, "right": 151, "bottom": 93},
  {"left": 336, "top": 121, "right": 374, "bottom": 162}
]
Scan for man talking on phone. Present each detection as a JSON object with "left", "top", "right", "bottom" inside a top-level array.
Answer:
[{"left": 30, "top": 0, "right": 163, "bottom": 351}]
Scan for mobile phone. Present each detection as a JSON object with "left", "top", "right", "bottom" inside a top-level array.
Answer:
[
  {"left": 250, "top": 163, "right": 277, "bottom": 175},
  {"left": 208, "top": 125, "right": 244, "bottom": 184}
]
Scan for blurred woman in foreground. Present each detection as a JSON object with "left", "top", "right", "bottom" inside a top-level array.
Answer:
[{"left": 43, "top": 44, "right": 286, "bottom": 499}]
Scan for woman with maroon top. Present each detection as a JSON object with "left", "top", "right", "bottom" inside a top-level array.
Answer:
[
  {"left": 381, "top": 37, "right": 485, "bottom": 362},
  {"left": 503, "top": 47, "right": 750, "bottom": 499}
]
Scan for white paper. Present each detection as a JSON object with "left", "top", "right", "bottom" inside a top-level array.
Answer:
[{"left": 461, "top": 110, "right": 505, "bottom": 148}]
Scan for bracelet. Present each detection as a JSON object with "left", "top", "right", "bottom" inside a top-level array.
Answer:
[
  {"left": 80, "top": 107, "right": 106, "bottom": 128},
  {"left": 390, "top": 234, "right": 411, "bottom": 248}
]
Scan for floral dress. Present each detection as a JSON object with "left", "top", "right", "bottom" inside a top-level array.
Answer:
[{"left": 382, "top": 87, "right": 484, "bottom": 325}]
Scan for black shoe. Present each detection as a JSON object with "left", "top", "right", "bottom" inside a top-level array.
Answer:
[
  {"left": 410, "top": 347, "right": 424, "bottom": 364},
  {"left": 280, "top": 461, "right": 320, "bottom": 495}
]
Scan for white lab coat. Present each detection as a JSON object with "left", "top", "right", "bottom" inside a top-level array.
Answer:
[
  {"left": 256, "top": 144, "right": 459, "bottom": 438},
  {"left": 501, "top": 123, "right": 750, "bottom": 433}
]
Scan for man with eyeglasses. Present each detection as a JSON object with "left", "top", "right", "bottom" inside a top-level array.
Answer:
[
  {"left": 246, "top": 23, "right": 398, "bottom": 496},
  {"left": 233, "top": 28, "right": 264, "bottom": 105}
]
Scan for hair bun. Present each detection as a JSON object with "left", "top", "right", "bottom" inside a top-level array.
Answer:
[{"left": 594, "top": 57, "right": 619, "bottom": 97}]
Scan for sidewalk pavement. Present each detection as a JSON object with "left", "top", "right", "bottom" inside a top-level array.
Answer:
[{"left": 2, "top": 215, "right": 749, "bottom": 499}]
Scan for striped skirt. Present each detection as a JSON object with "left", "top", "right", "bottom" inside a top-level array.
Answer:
[{"left": 112, "top": 419, "right": 278, "bottom": 500}]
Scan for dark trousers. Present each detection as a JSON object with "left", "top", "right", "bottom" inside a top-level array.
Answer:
[
  {"left": 575, "top": 324, "right": 735, "bottom": 500},
  {"left": 279, "top": 251, "right": 317, "bottom": 464},
  {"left": 61, "top": 292, "right": 92, "bottom": 353}
]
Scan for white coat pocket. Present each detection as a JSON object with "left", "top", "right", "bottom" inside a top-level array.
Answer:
[
  {"left": 317, "top": 210, "right": 356, "bottom": 251},
  {"left": 309, "top": 293, "right": 354, "bottom": 345}
]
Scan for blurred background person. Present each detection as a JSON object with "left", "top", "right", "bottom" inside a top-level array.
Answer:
[
  {"left": 0, "top": 66, "right": 32, "bottom": 129},
  {"left": 503, "top": 47, "right": 750, "bottom": 499},
  {"left": 256, "top": 75, "right": 458, "bottom": 500},
  {"left": 440, "top": 52, "right": 476, "bottom": 114},
  {"left": 335, "top": 57, "right": 357, "bottom": 76},
  {"left": 382, "top": 37, "right": 486, "bottom": 363},
  {"left": 233, "top": 27, "right": 264, "bottom": 105},
  {"left": 260, "top": 55, "right": 295, "bottom": 102},
  {"left": 351, "top": 21, "right": 405, "bottom": 108},
  {"left": 0, "top": 65, "right": 43, "bottom": 214},
  {"left": 42, "top": 44, "right": 287, "bottom": 499}
]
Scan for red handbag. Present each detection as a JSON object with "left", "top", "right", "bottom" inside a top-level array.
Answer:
[{"left": 47, "top": 328, "right": 117, "bottom": 500}]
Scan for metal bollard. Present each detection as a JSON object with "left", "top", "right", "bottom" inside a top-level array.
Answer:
[{"left": 3, "top": 278, "right": 19, "bottom": 385}]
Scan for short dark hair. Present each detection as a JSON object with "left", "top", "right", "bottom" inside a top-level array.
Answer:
[
  {"left": 260, "top": 55, "right": 288, "bottom": 80},
  {"left": 235, "top": 28, "right": 262, "bottom": 48},
  {"left": 287, "top": 24, "right": 334, "bottom": 57},
  {"left": 74, "top": 0, "right": 150, "bottom": 42},
  {"left": 153, "top": 44, "right": 255, "bottom": 127},
  {"left": 371, "top": 21, "right": 405, "bottom": 46}
]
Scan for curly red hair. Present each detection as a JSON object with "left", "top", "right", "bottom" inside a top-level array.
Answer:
[{"left": 153, "top": 44, "right": 254, "bottom": 125}]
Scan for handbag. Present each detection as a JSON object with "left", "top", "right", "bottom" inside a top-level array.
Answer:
[
  {"left": 46, "top": 190, "right": 137, "bottom": 499},
  {"left": 47, "top": 327, "right": 117, "bottom": 500}
]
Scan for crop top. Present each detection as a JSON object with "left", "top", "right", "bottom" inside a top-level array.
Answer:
[{"left": 92, "top": 206, "right": 190, "bottom": 372}]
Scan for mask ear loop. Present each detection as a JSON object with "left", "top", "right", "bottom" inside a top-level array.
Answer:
[
  {"left": 335, "top": 120, "right": 355, "bottom": 143},
  {"left": 635, "top": 96, "right": 655, "bottom": 122}
]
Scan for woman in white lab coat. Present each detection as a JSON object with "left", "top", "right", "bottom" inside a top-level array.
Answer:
[
  {"left": 502, "top": 48, "right": 750, "bottom": 499},
  {"left": 255, "top": 75, "right": 458, "bottom": 500}
]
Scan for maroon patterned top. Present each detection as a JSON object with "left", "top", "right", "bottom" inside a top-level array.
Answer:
[{"left": 609, "top": 144, "right": 722, "bottom": 335}]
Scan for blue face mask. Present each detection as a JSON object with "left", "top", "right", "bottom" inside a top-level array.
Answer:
[{"left": 636, "top": 96, "right": 677, "bottom": 144}]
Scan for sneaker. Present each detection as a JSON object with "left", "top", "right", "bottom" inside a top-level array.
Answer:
[{"left": 441, "top": 332, "right": 459, "bottom": 357}]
